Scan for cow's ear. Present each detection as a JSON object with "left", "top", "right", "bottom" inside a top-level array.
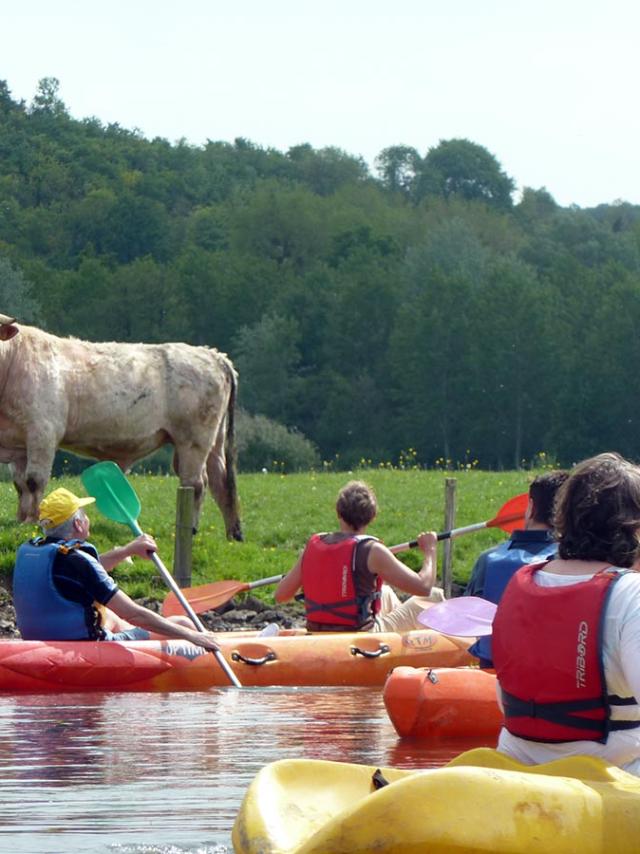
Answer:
[{"left": 0, "top": 324, "right": 19, "bottom": 341}]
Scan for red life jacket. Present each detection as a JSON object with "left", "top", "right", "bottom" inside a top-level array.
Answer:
[
  {"left": 493, "top": 563, "right": 639, "bottom": 744},
  {"left": 301, "top": 534, "right": 382, "bottom": 629}
]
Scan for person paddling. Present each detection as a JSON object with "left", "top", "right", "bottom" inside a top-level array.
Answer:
[
  {"left": 275, "top": 480, "right": 444, "bottom": 633},
  {"left": 493, "top": 452, "right": 640, "bottom": 775},
  {"left": 464, "top": 470, "right": 568, "bottom": 668},
  {"left": 12, "top": 487, "right": 221, "bottom": 652}
]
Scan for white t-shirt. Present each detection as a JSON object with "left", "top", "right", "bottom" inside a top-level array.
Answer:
[{"left": 497, "top": 569, "right": 640, "bottom": 776}]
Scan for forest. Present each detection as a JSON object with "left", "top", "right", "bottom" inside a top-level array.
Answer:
[{"left": 2, "top": 77, "right": 640, "bottom": 472}]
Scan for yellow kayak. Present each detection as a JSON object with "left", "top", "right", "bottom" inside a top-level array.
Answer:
[{"left": 232, "top": 747, "right": 640, "bottom": 853}]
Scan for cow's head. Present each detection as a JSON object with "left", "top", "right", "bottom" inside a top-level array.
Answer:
[{"left": 0, "top": 314, "right": 18, "bottom": 342}]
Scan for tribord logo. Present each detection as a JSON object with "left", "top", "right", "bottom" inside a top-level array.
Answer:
[{"left": 576, "top": 620, "right": 588, "bottom": 688}]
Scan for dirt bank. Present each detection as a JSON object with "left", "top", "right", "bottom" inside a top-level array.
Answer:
[{"left": 0, "top": 588, "right": 305, "bottom": 638}]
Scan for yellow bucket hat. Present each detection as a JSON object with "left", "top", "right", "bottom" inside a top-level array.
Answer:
[{"left": 38, "top": 487, "right": 95, "bottom": 529}]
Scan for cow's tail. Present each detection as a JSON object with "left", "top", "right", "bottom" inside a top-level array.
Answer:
[{"left": 221, "top": 356, "right": 243, "bottom": 541}]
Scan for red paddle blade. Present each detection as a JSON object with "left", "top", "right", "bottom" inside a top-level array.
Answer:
[
  {"left": 161, "top": 579, "right": 249, "bottom": 617},
  {"left": 486, "top": 492, "right": 529, "bottom": 534}
]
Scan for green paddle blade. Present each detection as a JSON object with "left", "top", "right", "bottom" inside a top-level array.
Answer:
[{"left": 81, "top": 461, "right": 142, "bottom": 533}]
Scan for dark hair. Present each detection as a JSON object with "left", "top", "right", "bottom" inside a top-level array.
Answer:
[
  {"left": 529, "top": 470, "right": 569, "bottom": 525},
  {"left": 554, "top": 452, "right": 640, "bottom": 566},
  {"left": 336, "top": 480, "right": 377, "bottom": 529}
]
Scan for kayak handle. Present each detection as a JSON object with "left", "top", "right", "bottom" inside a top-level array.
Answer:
[
  {"left": 350, "top": 643, "right": 391, "bottom": 659},
  {"left": 231, "top": 650, "right": 277, "bottom": 666}
]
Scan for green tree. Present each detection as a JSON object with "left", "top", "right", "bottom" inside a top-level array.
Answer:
[
  {"left": 466, "top": 257, "right": 559, "bottom": 467},
  {"left": 287, "top": 144, "right": 369, "bottom": 195},
  {"left": 233, "top": 313, "right": 304, "bottom": 424},
  {"left": 171, "top": 247, "right": 283, "bottom": 350},
  {"left": 416, "top": 139, "right": 515, "bottom": 209},
  {"left": 0, "top": 256, "right": 41, "bottom": 321},
  {"left": 389, "top": 266, "right": 475, "bottom": 463},
  {"left": 516, "top": 187, "right": 558, "bottom": 225},
  {"left": 30, "top": 77, "right": 68, "bottom": 118},
  {"left": 230, "top": 180, "right": 329, "bottom": 270},
  {"left": 374, "top": 145, "right": 422, "bottom": 194},
  {"left": 186, "top": 205, "right": 229, "bottom": 252},
  {"left": 576, "top": 268, "right": 640, "bottom": 459}
]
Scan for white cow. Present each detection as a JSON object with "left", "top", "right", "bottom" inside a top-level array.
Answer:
[{"left": 0, "top": 314, "right": 242, "bottom": 539}]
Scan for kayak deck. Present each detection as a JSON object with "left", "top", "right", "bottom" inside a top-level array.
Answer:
[{"left": 233, "top": 747, "right": 640, "bottom": 853}]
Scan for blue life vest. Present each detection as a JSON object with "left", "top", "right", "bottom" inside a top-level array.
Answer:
[
  {"left": 13, "top": 539, "right": 101, "bottom": 640},
  {"left": 469, "top": 535, "right": 556, "bottom": 667}
]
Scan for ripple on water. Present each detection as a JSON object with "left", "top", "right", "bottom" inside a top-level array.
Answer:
[{"left": 0, "top": 686, "right": 492, "bottom": 853}]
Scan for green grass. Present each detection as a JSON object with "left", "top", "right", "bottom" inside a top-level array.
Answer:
[{"left": 0, "top": 468, "right": 538, "bottom": 601}]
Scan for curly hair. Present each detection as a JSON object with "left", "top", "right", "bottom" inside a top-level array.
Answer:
[
  {"left": 554, "top": 452, "right": 640, "bottom": 567},
  {"left": 529, "top": 470, "right": 569, "bottom": 525},
  {"left": 336, "top": 480, "right": 377, "bottom": 529}
]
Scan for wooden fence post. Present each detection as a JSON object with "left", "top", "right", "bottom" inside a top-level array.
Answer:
[
  {"left": 173, "top": 486, "right": 194, "bottom": 588},
  {"left": 441, "top": 477, "right": 457, "bottom": 598}
]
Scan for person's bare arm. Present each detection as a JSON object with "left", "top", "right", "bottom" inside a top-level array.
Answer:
[
  {"left": 100, "top": 534, "right": 157, "bottom": 572},
  {"left": 274, "top": 556, "right": 303, "bottom": 602},
  {"left": 367, "top": 532, "right": 437, "bottom": 595},
  {"left": 106, "top": 590, "right": 220, "bottom": 651}
]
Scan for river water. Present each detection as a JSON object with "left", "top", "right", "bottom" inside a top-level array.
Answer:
[{"left": 0, "top": 687, "right": 490, "bottom": 853}]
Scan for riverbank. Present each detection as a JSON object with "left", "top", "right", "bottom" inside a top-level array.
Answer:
[{"left": 0, "top": 587, "right": 306, "bottom": 638}]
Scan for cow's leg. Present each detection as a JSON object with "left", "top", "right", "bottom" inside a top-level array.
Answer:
[
  {"left": 9, "top": 454, "right": 30, "bottom": 523},
  {"left": 172, "top": 443, "right": 209, "bottom": 534},
  {"left": 206, "top": 421, "right": 243, "bottom": 542},
  {"left": 11, "top": 443, "right": 55, "bottom": 523}
]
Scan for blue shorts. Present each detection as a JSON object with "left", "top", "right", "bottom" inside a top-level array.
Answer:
[{"left": 102, "top": 626, "right": 151, "bottom": 641}]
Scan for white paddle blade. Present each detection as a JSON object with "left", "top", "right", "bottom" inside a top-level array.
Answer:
[{"left": 418, "top": 596, "right": 497, "bottom": 637}]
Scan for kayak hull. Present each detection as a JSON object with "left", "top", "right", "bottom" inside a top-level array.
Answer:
[
  {"left": 0, "top": 629, "right": 472, "bottom": 693},
  {"left": 383, "top": 665, "right": 502, "bottom": 738},
  {"left": 232, "top": 747, "right": 640, "bottom": 854}
]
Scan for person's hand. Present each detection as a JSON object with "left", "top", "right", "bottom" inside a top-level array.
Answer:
[
  {"left": 416, "top": 531, "right": 438, "bottom": 554},
  {"left": 193, "top": 632, "right": 221, "bottom": 653},
  {"left": 126, "top": 533, "right": 158, "bottom": 560}
]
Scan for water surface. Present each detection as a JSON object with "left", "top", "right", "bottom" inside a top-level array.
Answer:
[{"left": 0, "top": 688, "right": 490, "bottom": 853}]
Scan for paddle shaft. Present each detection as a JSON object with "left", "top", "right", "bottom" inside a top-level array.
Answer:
[
  {"left": 389, "top": 521, "right": 490, "bottom": 553},
  {"left": 127, "top": 518, "right": 242, "bottom": 688},
  {"left": 247, "top": 575, "right": 284, "bottom": 591},
  {"left": 389, "top": 503, "right": 528, "bottom": 553}
]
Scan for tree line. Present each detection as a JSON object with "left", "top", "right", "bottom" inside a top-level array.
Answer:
[{"left": 2, "top": 77, "right": 640, "bottom": 471}]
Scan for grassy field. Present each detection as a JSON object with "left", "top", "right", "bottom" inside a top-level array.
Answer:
[{"left": 0, "top": 468, "right": 540, "bottom": 602}]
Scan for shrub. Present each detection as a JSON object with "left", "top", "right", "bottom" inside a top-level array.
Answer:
[
  {"left": 236, "top": 410, "right": 320, "bottom": 472},
  {"left": 47, "top": 411, "right": 321, "bottom": 478}
]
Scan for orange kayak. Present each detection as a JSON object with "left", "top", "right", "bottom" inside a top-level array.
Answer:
[
  {"left": 383, "top": 666, "right": 502, "bottom": 738},
  {"left": 0, "top": 629, "right": 473, "bottom": 693}
]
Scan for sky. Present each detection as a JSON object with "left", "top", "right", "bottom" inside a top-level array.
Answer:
[{"left": 3, "top": 0, "right": 639, "bottom": 208}]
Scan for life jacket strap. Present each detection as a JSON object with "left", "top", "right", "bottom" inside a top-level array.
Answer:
[
  {"left": 608, "top": 694, "right": 640, "bottom": 731},
  {"left": 503, "top": 689, "right": 640, "bottom": 733},
  {"left": 503, "top": 689, "right": 604, "bottom": 732},
  {"left": 610, "top": 694, "right": 639, "bottom": 705},
  {"left": 304, "top": 596, "right": 359, "bottom": 620}
]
